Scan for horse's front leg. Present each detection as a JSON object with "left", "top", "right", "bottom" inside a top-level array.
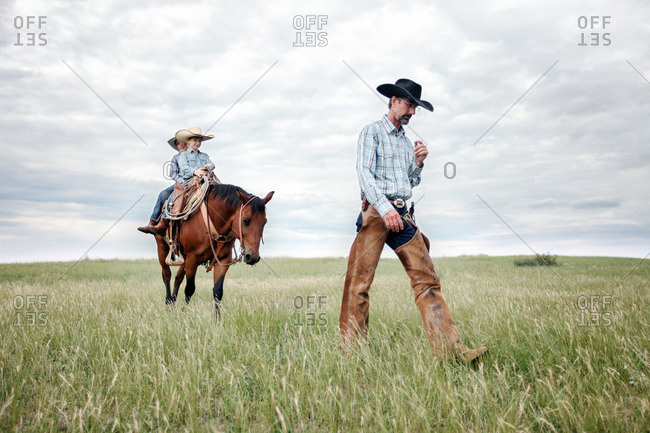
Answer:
[
  {"left": 162, "top": 270, "right": 173, "bottom": 305},
  {"left": 156, "top": 236, "right": 174, "bottom": 305},
  {"left": 183, "top": 255, "right": 199, "bottom": 304},
  {"left": 212, "top": 263, "right": 230, "bottom": 321},
  {"left": 172, "top": 263, "right": 186, "bottom": 304}
]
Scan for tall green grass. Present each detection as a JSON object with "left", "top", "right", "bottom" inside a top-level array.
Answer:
[{"left": 0, "top": 256, "right": 648, "bottom": 432}]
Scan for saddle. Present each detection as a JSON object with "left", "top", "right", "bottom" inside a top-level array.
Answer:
[{"left": 163, "top": 174, "right": 221, "bottom": 266}]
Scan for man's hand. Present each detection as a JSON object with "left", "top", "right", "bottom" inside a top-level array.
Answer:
[
  {"left": 383, "top": 209, "right": 403, "bottom": 232},
  {"left": 204, "top": 164, "right": 212, "bottom": 171},
  {"left": 194, "top": 168, "right": 208, "bottom": 176},
  {"left": 414, "top": 140, "right": 428, "bottom": 167}
]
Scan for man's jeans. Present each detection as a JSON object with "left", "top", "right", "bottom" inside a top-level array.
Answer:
[
  {"left": 355, "top": 203, "right": 416, "bottom": 250},
  {"left": 150, "top": 185, "right": 174, "bottom": 221}
]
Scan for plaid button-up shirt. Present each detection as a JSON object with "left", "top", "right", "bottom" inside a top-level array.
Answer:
[
  {"left": 178, "top": 149, "right": 215, "bottom": 181},
  {"left": 357, "top": 114, "right": 422, "bottom": 217}
]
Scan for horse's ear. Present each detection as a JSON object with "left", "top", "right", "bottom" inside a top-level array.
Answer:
[
  {"left": 262, "top": 191, "right": 274, "bottom": 204},
  {"left": 236, "top": 190, "right": 249, "bottom": 204}
]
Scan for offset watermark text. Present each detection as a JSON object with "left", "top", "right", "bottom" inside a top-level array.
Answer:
[
  {"left": 576, "top": 295, "right": 612, "bottom": 327},
  {"left": 14, "top": 16, "right": 47, "bottom": 47},
  {"left": 293, "top": 15, "right": 328, "bottom": 47},
  {"left": 578, "top": 16, "right": 611, "bottom": 46},
  {"left": 293, "top": 295, "right": 327, "bottom": 326},
  {"left": 13, "top": 295, "right": 48, "bottom": 326}
]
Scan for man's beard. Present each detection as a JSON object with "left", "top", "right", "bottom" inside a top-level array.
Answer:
[{"left": 397, "top": 114, "right": 411, "bottom": 125}]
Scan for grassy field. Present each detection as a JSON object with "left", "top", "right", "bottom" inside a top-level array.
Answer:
[{"left": 0, "top": 255, "right": 648, "bottom": 432}]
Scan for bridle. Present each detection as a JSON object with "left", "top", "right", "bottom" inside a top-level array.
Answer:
[{"left": 203, "top": 194, "right": 258, "bottom": 268}]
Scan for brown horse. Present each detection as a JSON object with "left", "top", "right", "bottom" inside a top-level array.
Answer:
[{"left": 154, "top": 183, "right": 274, "bottom": 318}]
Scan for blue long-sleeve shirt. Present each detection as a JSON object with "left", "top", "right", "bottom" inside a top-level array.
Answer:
[
  {"left": 170, "top": 153, "right": 183, "bottom": 183},
  {"left": 357, "top": 114, "right": 422, "bottom": 217},
  {"left": 178, "top": 149, "right": 215, "bottom": 181}
]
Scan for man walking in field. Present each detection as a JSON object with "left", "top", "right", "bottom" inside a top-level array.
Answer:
[{"left": 339, "top": 78, "right": 487, "bottom": 362}]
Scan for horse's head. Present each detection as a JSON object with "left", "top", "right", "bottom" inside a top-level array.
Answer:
[{"left": 236, "top": 190, "right": 274, "bottom": 265}]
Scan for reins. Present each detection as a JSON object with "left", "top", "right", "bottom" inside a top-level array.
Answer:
[{"left": 203, "top": 193, "right": 257, "bottom": 268}]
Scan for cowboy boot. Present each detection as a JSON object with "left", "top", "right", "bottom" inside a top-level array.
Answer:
[
  {"left": 147, "top": 218, "right": 170, "bottom": 236},
  {"left": 339, "top": 206, "right": 388, "bottom": 350},
  {"left": 137, "top": 219, "right": 157, "bottom": 234},
  {"left": 395, "top": 230, "right": 487, "bottom": 362}
]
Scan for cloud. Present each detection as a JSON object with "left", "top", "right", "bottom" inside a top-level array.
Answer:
[
  {"left": 1, "top": 0, "right": 649, "bottom": 262},
  {"left": 572, "top": 199, "right": 620, "bottom": 209}
]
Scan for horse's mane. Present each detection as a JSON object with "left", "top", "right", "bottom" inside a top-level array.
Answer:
[{"left": 208, "top": 183, "right": 266, "bottom": 212}]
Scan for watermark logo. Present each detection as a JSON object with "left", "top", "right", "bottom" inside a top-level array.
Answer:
[
  {"left": 13, "top": 16, "right": 47, "bottom": 47},
  {"left": 578, "top": 16, "right": 611, "bottom": 46},
  {"left": 162, "top": 161, "right": 174, "bottom": 180},
  {"left": 444, "top": 162, "right": 456, "bottom": 179},
  {"left": 293, "top": 295, "right": 327, "bottom": 326},
  {"left": 293, "top": 15, "right": 328, "bottom": 47},
  {"left": 576, "top": 295, "right": 612, "bottom": 327},
  {"left": 13, "top": 295, "right": 48, "bottom": 326}
]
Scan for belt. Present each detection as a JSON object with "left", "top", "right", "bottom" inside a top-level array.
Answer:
[
  {"left": 361, "top": 196, "right": 407, "bottom": 211},
  {"left": 388, "top": 198, "right": 406, "bottom": 208}
]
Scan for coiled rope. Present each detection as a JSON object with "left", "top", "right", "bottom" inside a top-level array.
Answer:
[{"left": 165, "top": 174, "right": 218, "bottom": 221}]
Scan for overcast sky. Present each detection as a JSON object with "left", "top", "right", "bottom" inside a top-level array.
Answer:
[{"left": 1, "top": 0, "right": 648, "bottom": 263}]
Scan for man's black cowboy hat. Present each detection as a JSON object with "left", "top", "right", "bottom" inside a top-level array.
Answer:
[{"left": 377, "top": 78, "right": 434, "bottom": 112}]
